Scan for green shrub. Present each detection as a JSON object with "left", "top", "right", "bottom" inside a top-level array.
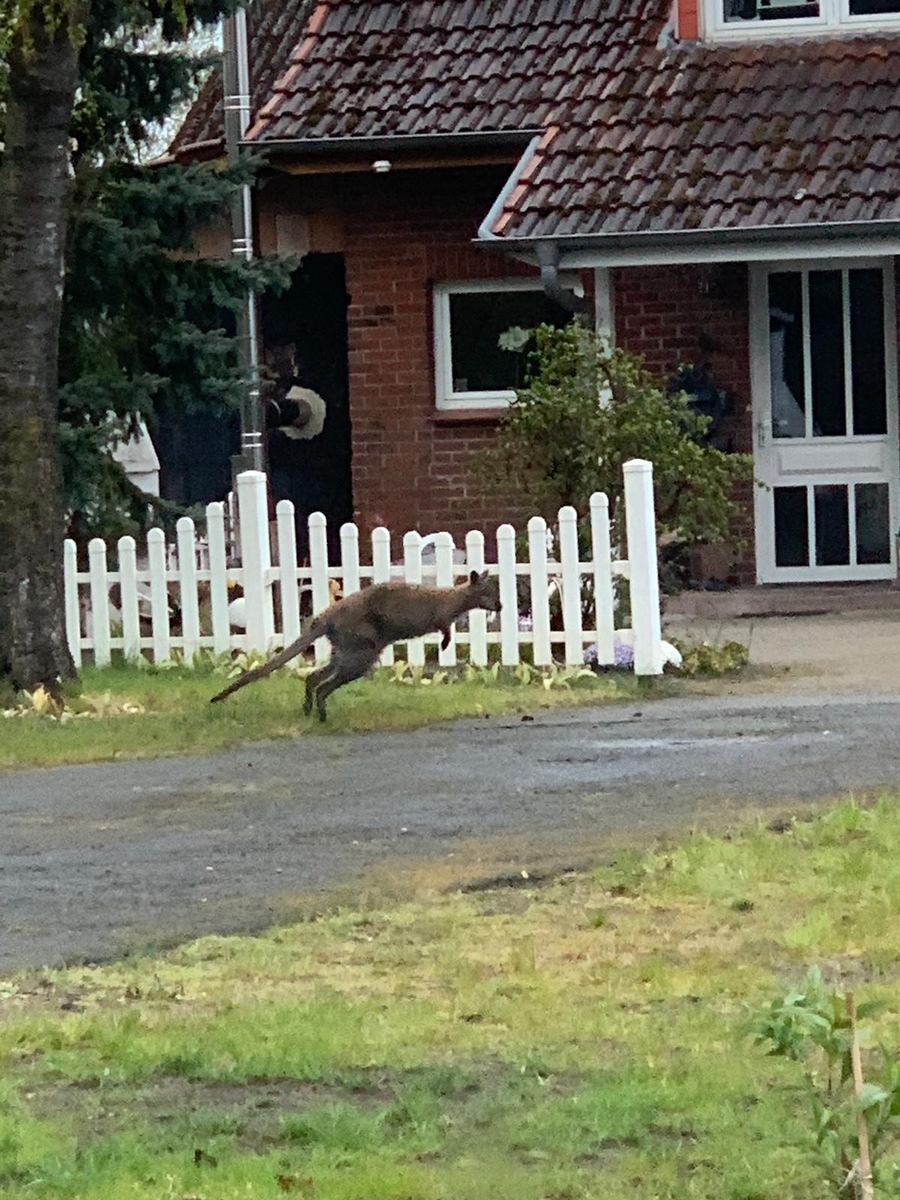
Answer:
[{"left": 474, "top": 323, "right": 751, "bottom": 548}]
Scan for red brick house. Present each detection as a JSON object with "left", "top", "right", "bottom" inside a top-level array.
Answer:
[{"left": 169, "top": 0, "right": 900, "bottom": 585}]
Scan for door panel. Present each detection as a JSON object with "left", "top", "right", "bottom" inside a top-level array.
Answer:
[{"left": 752, "top": 260, "right": 898, "bottom": 583}]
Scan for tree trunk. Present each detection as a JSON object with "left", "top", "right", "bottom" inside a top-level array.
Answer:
[{"left": 0, "top": 7, "right": 82, "bottom": 693}]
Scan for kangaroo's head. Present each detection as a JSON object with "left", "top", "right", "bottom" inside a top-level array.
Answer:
[{"left": 464, "top": 569, "right": 502, "bottom": 614}]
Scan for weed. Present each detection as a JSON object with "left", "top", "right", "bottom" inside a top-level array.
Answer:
[
  {"left": 671, "top": 639, "right": 749, "bottom": 676},
  {"left": 755, "top": 966, "right": 900, "bottom": 1196}
]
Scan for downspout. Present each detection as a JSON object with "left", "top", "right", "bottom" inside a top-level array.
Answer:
[
  {"left": 536, "top": 241, "right": 590, "bottom": 315},
  {"left": 222, "top": 9, "right": 263, "bottom": 473}
]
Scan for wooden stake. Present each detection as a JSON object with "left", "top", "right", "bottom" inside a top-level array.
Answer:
[{"left": 847, "top": 992, "right": 874, "bottom": 1200}]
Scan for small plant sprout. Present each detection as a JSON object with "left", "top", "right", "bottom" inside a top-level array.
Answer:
[{"left": 754, "top": 966, "right": 899, "bottom": 1198}]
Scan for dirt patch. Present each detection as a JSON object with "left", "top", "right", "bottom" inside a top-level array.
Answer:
[{"left": 25, "top": 1062, "right": 524, "bottom": 1154}]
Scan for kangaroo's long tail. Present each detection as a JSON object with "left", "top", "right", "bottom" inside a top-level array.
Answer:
[{"left": 209, "top": 620, "right": 324, "bottom": 703}]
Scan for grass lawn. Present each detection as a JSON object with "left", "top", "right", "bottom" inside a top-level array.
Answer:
[
  {"left": 0, "top": 662, "right": 662, "bottom": 771},
  {"left": 3, "top": 796, "right": 900, "bottom": 1198}
]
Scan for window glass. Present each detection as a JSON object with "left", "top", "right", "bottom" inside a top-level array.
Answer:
[
  {"left": 447, "top": 290, "right": 569, "bottom": 395},
  {"left": 809, "top": 270, "right": 846, "bottom": 437},
  {"left": 814, "top": 484, "right": 850, "bottom": 565},
  {"left": 855, "top": 483, "right": 891, "bottom": 564},
  {"left": 774, "top": 487, "right": 809, "bottom": 566},
  {"left": 849, "top": 0, "right": 900, "bottom": 12},
  {"left": 850, "top": 269, "right": 887, "bottom": 436},
  {"left": 768, "top": 272, "right": 806, "bottom": 439},
  {"left": 718, "top": 0, "right": 900, "bottom": 27},
  {"left": 723, "top": 0, "right": 819, "bottom": 19}
]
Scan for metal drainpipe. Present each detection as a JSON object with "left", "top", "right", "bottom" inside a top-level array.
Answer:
[
  {"left": 222, "top": 8, "right": 263, "bottom": 474},
  {"left": 535, "top": 241, "right": 590, "bottom": 315}
]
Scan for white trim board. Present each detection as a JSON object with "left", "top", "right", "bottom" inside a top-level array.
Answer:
[{"left": 552, "top": 237, "right": 900, "bottom": 270}]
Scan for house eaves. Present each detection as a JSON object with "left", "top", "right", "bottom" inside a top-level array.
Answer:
[
  {"left": 255, "top": 129, "right": 543, "bottom": 165},
  {"left": 482, "top": 220, "right": 900, "bottom": 269}
]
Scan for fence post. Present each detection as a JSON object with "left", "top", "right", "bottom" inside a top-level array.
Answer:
[
  {"left": 64, "top": 539, "right": 82, "bottom": 668},
  {"left": 528, "top": 516, "right": 552, "bottom": 667},
  {"left": 496, "top": 523, "right": 519, "bottom": 665},
  {"left": 147, "top": 527, "right": 170, "bottom": 663},
  {"left": 558, "top": 505, "right": 584, "bottom": 665},
  {"left": 434, "top": 531, "right": 456, "bottom": 667},
  {"left": 308, "top": 511, "right": 331, "bottom": 664},
  {"left": 276, "top": 500, "right": 301, "bottom": 647},
  {"left": 623, "top": 458, "right": 663, "bottom": 676},
  {"left": 236, "top": 470, "right": 274, "bottom": 656},
  {"left": 371, "top": 526, "right": 394, "bottom": 666},
  {"left": 88, "top": 538, "right": 111, "bottom": 668},
  {"left": 340, "top": 522, "right": 361, "bottom": 597},
  {"left": 206, "top": 502, "right": 231, "bottom": 657},
  {"left": 590, "top": 492, "right": 616, "bottom": 666},
  {"left": 465, "top": 530, "right": 487, "bottom": 666},
  {"left": 403, "top": 530, "right": 425, "bottom": 667},
  {"left": 176, "top": 516, "right": 201, "bottom": 662},
  {"left": 117, "top": 535, "right": 142, "bottom": 664}
]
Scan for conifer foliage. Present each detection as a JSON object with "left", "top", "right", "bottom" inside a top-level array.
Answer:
[{"left": 0, "top": 0, "right": 286, "bottom": 691}]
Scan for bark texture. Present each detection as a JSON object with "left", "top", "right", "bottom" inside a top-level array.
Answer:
[{"left": 0, "top": 6, "right": 82, "bottom": 691}]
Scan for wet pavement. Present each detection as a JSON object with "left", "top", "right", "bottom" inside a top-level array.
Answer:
[{"left": 4, "top": 688, "right": 900, "bottom": 972}]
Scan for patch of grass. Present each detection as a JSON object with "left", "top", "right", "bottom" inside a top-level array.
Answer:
[
  {"left": 5, "top": 795, "right": 900, "bottom": 1197},
  {"left": 0, "top": 662, "right": 653, "bottom": 770}
]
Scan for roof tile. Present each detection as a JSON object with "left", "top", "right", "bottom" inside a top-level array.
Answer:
[{"left": 171, "top": 0, "right": 900, "bottom": 238}]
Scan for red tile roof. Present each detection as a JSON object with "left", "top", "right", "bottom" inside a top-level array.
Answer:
[
  {"left": 170, "top": 0, "right": 900, "bottom": 241},
  {"left": 493, "top": 31, "right": 900, "bottom": 241},
  {"left": 169, "top": 0, "right": 319, "bottom": 159}
]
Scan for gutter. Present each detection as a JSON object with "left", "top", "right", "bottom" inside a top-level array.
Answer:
[
  {"left": 167, "top": 127, "right": 542, "bottom": 169},
  {"left": 254, "top": 129, "right": 544, "bottom": 159},
  {"left": 480, "top": 217, "right": 900, "bottom": 260}
]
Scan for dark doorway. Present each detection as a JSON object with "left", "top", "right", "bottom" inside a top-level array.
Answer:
[{"left": 260, "top": 253, "right": 353, "bottom": 559}]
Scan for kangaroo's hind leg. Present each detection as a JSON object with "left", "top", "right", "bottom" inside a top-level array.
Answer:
[
  {"left": 303, "top": 660, "right": 333, "bottom": 717},
  {"left": 312, "top": 636, "right": 381, "bottom": 722}
]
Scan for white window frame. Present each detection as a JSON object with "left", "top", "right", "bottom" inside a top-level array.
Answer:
[
  {"left": 703, "top": 0, "right": 900, "bottom": 39},
  {"left": 432, "top": 278, "right": 581, "bottom": 411}
]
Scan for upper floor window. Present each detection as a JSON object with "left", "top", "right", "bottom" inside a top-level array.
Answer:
[{"left": 707, "top": 0, "right": 900, "bottom": 36}]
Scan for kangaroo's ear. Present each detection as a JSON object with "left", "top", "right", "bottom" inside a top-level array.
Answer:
[
  {"left": 469, "top": 569, "right": 480, "bottom": 585},
  {"left": 479, "top": 570, "right": 490, "bottom": 583}
]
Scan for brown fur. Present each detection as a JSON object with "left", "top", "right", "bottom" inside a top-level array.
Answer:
[{"left": 209, "top": 570, "right": 502, "bottom": 720}]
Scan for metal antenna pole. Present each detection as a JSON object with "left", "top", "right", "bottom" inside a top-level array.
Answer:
[{"left": 222, "top": 8, "right": 263, "bottom": 473}]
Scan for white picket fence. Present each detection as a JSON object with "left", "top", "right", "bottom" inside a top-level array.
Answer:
[{"left": 64, "top": 458, "right": 665, "bottom": 674}]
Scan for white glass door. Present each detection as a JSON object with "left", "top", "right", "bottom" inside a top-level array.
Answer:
[{"left": 751, "top": 260, "right": 898, "bottom": 582}]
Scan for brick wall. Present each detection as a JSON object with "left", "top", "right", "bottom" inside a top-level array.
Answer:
[
  {"left": 337, "top": 165, "right": 542, "bottom": 550},
  {"left": 614, "top": 262, "right": 756, "bottom": 584},
  {"left": 259, "top": 167, "right": 758, "bottom": 580}
]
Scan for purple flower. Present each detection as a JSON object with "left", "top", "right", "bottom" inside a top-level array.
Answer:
[
  {"left": 584, "top": 637, "right": 634, "bottom": 667},
  {"left": 614, "top": 638, "right": 634, "bottom": 667}
]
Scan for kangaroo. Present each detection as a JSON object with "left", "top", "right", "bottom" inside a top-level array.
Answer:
[{"left": 209, "top": 570, "right": 502, "bottom": 721}]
